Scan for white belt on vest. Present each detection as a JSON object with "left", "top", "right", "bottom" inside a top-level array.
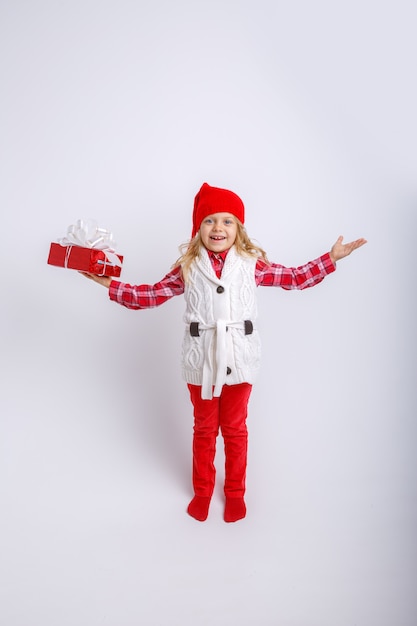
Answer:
[{"left": 195, "top": 320, "right": 249, "bottom": 400}]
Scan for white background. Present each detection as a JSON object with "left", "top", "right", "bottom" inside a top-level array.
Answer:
[{"left": 1, "top": 1, "right": 416, "bottom": 625}]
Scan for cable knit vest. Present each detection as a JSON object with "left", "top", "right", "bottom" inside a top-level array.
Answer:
[{"left": 181, "top": 246, "right": 261, "bottom": 399}]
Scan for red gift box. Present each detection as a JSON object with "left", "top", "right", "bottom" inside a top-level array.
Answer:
[{"left": 47, "top": 242, "right": 123, "bottom": 277}]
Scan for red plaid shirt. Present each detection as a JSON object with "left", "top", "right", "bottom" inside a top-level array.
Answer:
[{"left": 109, "top": 250, "right": 335, "bottom": 309}]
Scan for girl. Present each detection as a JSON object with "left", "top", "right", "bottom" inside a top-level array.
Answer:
[{"left": 82, "top": 182, "right": 366, "bottom": 523}]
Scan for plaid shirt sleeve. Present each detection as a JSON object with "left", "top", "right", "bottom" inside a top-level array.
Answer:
[
  {"left": 255, "top": 252, "right": 336, "bottom": 289},
  {"left": 108, "top": 265, "right": 185, "bottom": 309}
]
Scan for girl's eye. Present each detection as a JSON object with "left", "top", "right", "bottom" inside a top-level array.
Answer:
[{"left": 225, "top": 220, "right": 233, "bottom": 225}]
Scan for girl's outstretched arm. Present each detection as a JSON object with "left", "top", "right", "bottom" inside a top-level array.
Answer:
[
  {"left": 81, "top": 266, "right": 185, "bottom": 309},
  {"left": 329, "top": 236, "right": 367, "bottom": 264}
]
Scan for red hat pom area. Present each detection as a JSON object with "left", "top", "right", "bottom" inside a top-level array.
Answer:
[{"left": 192, "top": 183, "right": 245, "bottom": 238}]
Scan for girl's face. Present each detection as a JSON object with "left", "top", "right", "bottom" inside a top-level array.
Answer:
[{"left": 199, "top": 213, "right": 237, "bottom": 253}]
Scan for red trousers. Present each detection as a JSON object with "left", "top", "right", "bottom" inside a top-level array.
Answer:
[{"left": 188, "top": 383, "right": 252, "bottom": 499}]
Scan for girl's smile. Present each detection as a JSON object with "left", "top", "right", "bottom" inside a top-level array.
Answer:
[{"left": 199, "top": 213, "right": 238, "bottom": 253}]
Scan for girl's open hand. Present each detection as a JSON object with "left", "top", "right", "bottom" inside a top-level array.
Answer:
[
  {"left": 329, "top": 236, "right": 367, "bottom": 264},
  {"left": 79, "top": 272, "right": 112, "bottom": 288}
]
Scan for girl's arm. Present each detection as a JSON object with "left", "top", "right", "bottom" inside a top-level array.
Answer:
[
  {"left": 80, "top": 266, "right": 185, "bottom": 309},
  {"left": 256, "top": 236, "right": 367, "bottom": 290}
]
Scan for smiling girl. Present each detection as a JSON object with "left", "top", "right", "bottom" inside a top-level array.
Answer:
[{"left": 82, "top": 182, "right": 366, "bottom": 523}]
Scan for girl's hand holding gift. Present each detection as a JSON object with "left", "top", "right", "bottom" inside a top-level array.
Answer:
[{"left": 79, "top": 271, "right": 112, "bottom": 288}]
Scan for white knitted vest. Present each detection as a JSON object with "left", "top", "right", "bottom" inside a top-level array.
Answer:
[{"left": 181, "top": 246, "right": 261, "bottom": 399}]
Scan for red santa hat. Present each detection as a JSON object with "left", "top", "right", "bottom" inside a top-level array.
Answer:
[{"left": 192, "top": 182, "right": 245, "bottom": 238}]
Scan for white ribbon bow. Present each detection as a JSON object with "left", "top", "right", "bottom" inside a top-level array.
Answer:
[{"left": 58, "top": 218, "right": 122, "bottom": 267}]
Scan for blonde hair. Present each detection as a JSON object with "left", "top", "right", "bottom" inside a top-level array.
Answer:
[{"left": 173, "top": 219, "right": 269, "bottom": 283}]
